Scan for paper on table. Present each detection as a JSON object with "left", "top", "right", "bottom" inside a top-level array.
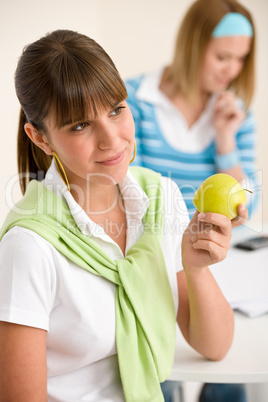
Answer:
[
  {"left": 211, "top": 246, "right": 268, "bottom": 317},
  {"left": 231, "top": 299, "right": 268, "bottom": 318}
]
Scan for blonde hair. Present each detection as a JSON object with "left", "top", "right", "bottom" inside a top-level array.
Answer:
[
  {"left": 164, "top": 0, "right": 255, "bottom": 108},
  {"left": 15, "top": 30, "right": 127, "bottom": 194}
]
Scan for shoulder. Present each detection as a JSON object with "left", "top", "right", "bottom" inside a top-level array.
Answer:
[
  {"left": 128, "top": 167, "right": 189, "bottom": 216},
  {"left": 160, "top": 176, "right": 189, "bottom": 282},
  {"left": 229, "top": 96, "right": 256, "bottom": 133},
  {"left": 241, "top": 109, "right": 255, "bottom": 129},
  {"left": 160, "top": 176, "right": 189, "bottom": 224},
  {"left": 128, "top": 166, "right": 161, "bottom": 185},
  {"left": 125, "top": 74, "right": 145, "bottom": 93},
  {"left": 236, "top": 108, "right": 256, "bottom": 141},
  {"left": 0, "top": 226, "right": 58, "bottom": 268},
  {"left": 128, "top": 165, "right": 160, "bottom": 177},
  {"left": 0, "top": 226, "right": 59, "bottom": 330},
  {"left": 1, "top": 225, "right": 44, "bottom": 246},
  {"left": 129, "top": 167, "right": 189, "bottom": 221}
]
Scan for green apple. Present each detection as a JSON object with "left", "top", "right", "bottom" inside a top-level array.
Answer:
[{"left": 193, "top": 173, "right": 247, "bottom": 220}]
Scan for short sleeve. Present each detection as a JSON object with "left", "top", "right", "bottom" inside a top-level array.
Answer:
[
  {"left": 0, "top": 226, "right": 57, "bottom": 330},
  {"left": 161, "top": 176, "right": 190, "bottom": 273},
  {"left": 160, "top": 177, "right": 189, "bottom": 313}
]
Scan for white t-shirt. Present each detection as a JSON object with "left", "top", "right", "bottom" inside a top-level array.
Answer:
[{"left": 0, "top": 161, "right": 189, "bottom": 401}]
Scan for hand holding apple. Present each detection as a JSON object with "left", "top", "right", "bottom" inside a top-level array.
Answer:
[
  {"left": 181, "top": 174, "right": 248, "bottom": 272},
  {"left": 182, "top": 210, "right": 232, "bottom": 272}
]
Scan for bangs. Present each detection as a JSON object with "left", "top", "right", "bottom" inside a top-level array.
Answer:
[{"left": 48, "top": 51, "right": 127, "bottom": 128}]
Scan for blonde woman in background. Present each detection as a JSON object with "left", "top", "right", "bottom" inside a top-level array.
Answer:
[
  {"left": 126, "top": 0, "right": 256, "bottom": 400},
  {"left": 126, "top": 0, "right": 257, "bottom": 219}
]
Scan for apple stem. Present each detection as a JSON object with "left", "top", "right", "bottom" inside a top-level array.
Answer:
[{"left": 244, "top": 188, "right": 253, "bottom": 194}]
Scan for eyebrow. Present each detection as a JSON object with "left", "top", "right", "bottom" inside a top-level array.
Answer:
[
  {"left": 216, "top": 49, "right": 249, "bottom": 57},
  {"left": 60, "top": 101, "right": 125, "bottom": 128}
]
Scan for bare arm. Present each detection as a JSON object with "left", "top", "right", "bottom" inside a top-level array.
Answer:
[
  {"left": 177, "top": 204, "right": 248, "bottom": 361},
  {"left": 0, "top": 322, "right": 47, "bottom": 401},
  {"left": 177, "top": 267, "right": 234, "bottom": 361}
]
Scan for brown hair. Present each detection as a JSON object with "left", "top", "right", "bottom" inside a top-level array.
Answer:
[
  {"left": 164, "top": 0, "right": 255, "bottom": 107},
  {"left": 15, "top": 29, "right": 127, "bottom": 194}
]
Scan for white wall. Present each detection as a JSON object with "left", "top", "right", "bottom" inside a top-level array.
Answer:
[{"left": 0, "top": 0, "right": 267, "bottom": 225}]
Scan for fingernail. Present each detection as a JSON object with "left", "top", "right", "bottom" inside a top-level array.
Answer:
[
  {"left": 198, "top": 213, "right": 206, "bottom": 220},
  {"left": 240, "top": 204, "right": 246, "bottom": 212}
]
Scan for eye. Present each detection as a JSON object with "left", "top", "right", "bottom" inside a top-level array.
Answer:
[
  {"left": 71, "top": 121, "right": 90, "bottom": 132},
  {"left": 239, "top": 56, "right": 247, "bottom": 63},
  {"left": 216, "top": 55, "right": 227, "bottom": 61},
  {"left": 110, "top": 106, "right": 126, "bottom": 117}
]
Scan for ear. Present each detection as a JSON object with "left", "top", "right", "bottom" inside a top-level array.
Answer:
[{"left": 24, "top": 123, "right": 53, "bottom": 155}]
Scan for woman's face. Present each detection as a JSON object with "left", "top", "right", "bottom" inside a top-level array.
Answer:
[
  {"left": 199, "top": 36, "right": 252, "bottom": 93},
  {"left": 44, "top": 100, "right": 135, "bottom": 190}
]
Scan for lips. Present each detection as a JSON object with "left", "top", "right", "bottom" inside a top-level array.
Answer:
[
  {"left": 97, "top": 150, "right": 124, "bottom": 166},
  {"left": 217, "top": 77, "right": 230, "bottom": 85}
]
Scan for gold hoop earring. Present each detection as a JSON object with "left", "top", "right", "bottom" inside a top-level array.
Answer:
[
  {"left": 130, "top": 140, "right": 136, "bottom": 164},
  {"left": 53, "top": 152, "right": 70, "bottom": 191}
]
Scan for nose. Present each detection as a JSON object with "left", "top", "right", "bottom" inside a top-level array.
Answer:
[
  {"left": 97, "top": 121, "right": 119, "bottom": 150},
  {"left": 224, "top": 60, "right": 243, "bottom": 80}
]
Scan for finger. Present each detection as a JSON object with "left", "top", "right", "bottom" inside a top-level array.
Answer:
[
  {"left": 191, "top": 228, "right": 230, "bottom": 249},
  {"left": 187, "top": 212, "right": 217, "bottom": 237},
  {"left": 192, "top": 240, "right": 228, "bottom": 264},
  {"left": 215, "top": 91, "right": 236, "bottom": 109},
  {"left": 198, "top": 212, "right": 232, "bottom": 238},
  {"left": 217, "top": 90, "right": 235, "bottom": 102},
  {"left": 221, "top": 104, "right": 238, "bottom": 117},
  {"left": 191, "top": 209, "right": 199, "bottom": 223},
  {"left": 231, "top": 204, "right": 248, "bottom": 228},
  {"left": 185, "top": 210, "right": 201, "bottom": 236},
  {"left": 215, "top": 101, "right": 239, "bottom": 119}
]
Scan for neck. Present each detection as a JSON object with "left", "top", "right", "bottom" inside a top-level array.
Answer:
[
  {"left": 159, "top": 72, "right": 211, "bottom": 128},
  {"left": 71, "top": 181, "right": 121, "bottom": 215},
  {"left": 160, "top": 70, "right": 210, "bottom": 108}
]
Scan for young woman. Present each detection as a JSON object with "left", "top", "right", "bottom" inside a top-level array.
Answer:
[
  {"left": 126, "top": 0, "right": 257, "bottom": 220},
  {"left": 125, "top": 1, "right": 255, "bottom": 400},
  {"left": 0, "top": 30, "right": 247, "bottom": 402}
]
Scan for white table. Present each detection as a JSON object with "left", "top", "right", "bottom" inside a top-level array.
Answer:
[
  {"left": 170, "top": 313, "right": 268, "bottom": 383},
  {"left": 169, "top": 224, "right": 268, "bottom": 384}
]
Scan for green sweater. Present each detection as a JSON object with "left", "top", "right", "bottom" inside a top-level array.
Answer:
[{"left": 0, "top": 166, "right": 176, "bottom": 402}]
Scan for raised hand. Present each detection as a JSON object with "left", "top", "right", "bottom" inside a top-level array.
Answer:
[
  {"left": 213, "top": 91, "right": 246, "bottom": 154},
  {"left": 181, "top": 204, "right": 248, "bottom": 272}
]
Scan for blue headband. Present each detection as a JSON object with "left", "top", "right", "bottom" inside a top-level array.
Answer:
[{"left": 212, "top": 12, "right": 253, "bottom": 37}]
